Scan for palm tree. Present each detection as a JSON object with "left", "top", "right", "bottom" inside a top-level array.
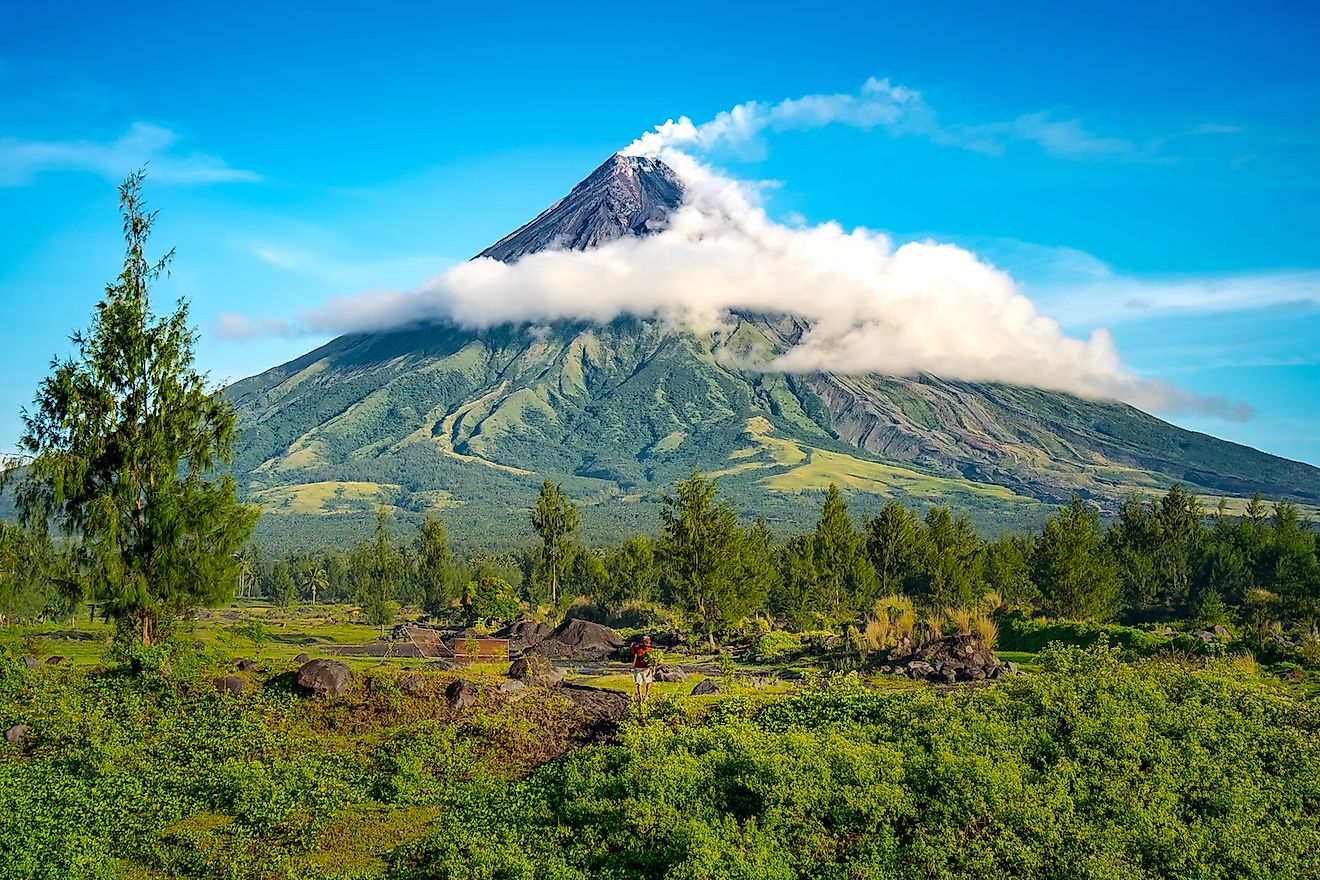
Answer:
[{"left": 302, "top": 566, "right": 328, "bottom": 606}]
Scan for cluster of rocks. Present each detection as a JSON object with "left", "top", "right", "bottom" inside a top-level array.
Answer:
[
  {"left": 879, "top": 634, "right": 1020, "bottom": 685},
  {"left": 1191, "top": 624, "right": 1233, "bottom": 643}
]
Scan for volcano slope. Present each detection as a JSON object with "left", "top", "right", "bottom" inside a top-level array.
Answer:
[{"left": 225, "top": 155, "right": 1320, "bottom": 550}]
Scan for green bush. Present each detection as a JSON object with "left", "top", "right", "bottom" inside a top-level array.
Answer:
[{"left": 748, "top": 631, "right": 804, "bottom": 664}]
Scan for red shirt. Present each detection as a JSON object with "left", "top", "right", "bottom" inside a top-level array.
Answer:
[{"left": 632, "top": 644, "right": 653, "bottom": 668}]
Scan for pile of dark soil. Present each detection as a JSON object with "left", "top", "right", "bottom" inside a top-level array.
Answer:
[{"left": 528, "top": 618, "right": 624, "bottom": 661}]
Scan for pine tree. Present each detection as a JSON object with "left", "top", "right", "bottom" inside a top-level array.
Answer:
[
  {"left": 358, "top": 507, "right": 403, "bottom": 633},
  {"left": 1032, "top": 497, "right": 1120, "bottom": 621},
  {"left": 659, "top": 471, "right": 768, "bottom": 648},
  {"left": 864, "top": 501, "right": 922, "bottom": 597},
  {"left": 415, "top": 514, "right": 454, "bottom": 619},
  {"left": 6, "top": 171, "right": 256, "bottom": 645},
  {"left": 808, "top": 484, "right": 876, "bottom": 623},
  {"left": 531, "top": 480, "right": 579, "bottom": 608}
]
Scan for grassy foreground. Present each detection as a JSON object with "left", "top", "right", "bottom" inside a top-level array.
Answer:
[{"left": 2, "top": 643, "right": 1318, "bottom": 880}]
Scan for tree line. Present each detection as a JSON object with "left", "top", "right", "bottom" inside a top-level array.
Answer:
[{"left": 188, "top": 475, "right": 1320, "bottom": 649}]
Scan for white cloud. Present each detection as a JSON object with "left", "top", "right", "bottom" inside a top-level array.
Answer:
[
  {"left": 216, "top": 152, "right": 1248, "bottom": 420},
  {"left": 996, "top": 241, "right": 1320, "bottom": 325},
  {"left": 623, "top": 77, "right": 1135, "bottom": 162},
  {"left": 0, "top": 122, "right": 260, "bottom": 186}
]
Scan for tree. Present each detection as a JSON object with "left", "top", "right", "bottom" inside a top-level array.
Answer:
[
  {"left": 602, "top": 536, "right": 660, "bottom": 610},
  {"left": 982, "top": 534, "right": 1039, "bottom": 611},
  {"left": 415, "top": 514, "right": 454, "bottom": 618},
  {"left": 659, "top": 471, "right": 769, "bottom": 648},
  {"left": 460, "top": 576, "right": 520, "bottom": 625},
  {"left": 1032, "top": 497, "right": 1120, "bottom": 621},
  {"left": 267, "top": 560, "right": 296, "bottom": 609},
  {"left": 916, "top": 506, "right": 983, "bottom": 608},
  {"left": 531, "top": 480, "right": 579, "bottom": 607},
  {"left": 301, "top": 564, "right": 328, "bottom": 606},
  {"left": 807, "top": 484, "right": 876, "bottom": 623},
  {"left": 357, "top": 507, "right": 404, "bottom": 633},
  {"left": 865, "top": 501, "right": 922, "bottom": 597},
  {"left": 5, "top": 171, "right": 256, "bottom": 645}
]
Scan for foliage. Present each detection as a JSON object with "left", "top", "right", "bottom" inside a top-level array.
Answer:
[
  {"left": 392, "top": 645, "right": 1320, "bottom": 879},
  {"left": 460, "top": 577, "right": 519, "bottom": 625},
  {"left": 659, "top": 471, "right": 772, "bottom": 648},
  {"left": 357, "top": 507, "right": 404, "bottom": 631},
  {"left": 414, "top": 515, "right": 454, "bottom": 619},
  {"left": 1033, "top": 497, "right": 1121, "bottom": 621},
  {"left": 5, "top": 172, "right": 256, "bottom": 645},
  {"left": 530, "top": 480, "right": 578, "bottom": 607}
]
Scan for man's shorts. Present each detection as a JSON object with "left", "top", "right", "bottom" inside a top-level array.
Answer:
[{"left": 633, "top": 667, "right": 655, "bottom": 685}]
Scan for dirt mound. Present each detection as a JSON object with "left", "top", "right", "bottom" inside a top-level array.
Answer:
[
  {"left": 495, "top": 620, "right": 555, "bottom": 651},
  {"left": 530, "top": 619, "right": 624, "bottom": 661}
]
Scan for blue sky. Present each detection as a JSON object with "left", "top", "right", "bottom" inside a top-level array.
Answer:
[{"left": 1, "top": 0, "right": 1318, "bottom": 465}]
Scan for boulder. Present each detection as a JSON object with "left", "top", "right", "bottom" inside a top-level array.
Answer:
[
  {"left": 1005, "top": 661, "right": 1021, "bottom": 676},
  {"left": 194, "top": 641, "right": 206, "bottom": 650},
  {"left": 1212, "top": 624, "right": 1231, "bottom": 638},
  {"left": 498, "top": 679, "right": 527, "bottom": 693},
  {"left": 21, "top": 656, "right": 40, "bottom": 670},
  {"left": 655, "top": 665, "right": 688, "bottom": 683},
  {"left": 296, "top": 659, "right": 351, "bottom": 697},
  {"left": 907, "top": 661, "right": 934, "bottom": 679},
  {"left": 508, "top": 654, "right": 565, "bottom": 687},
  {"left": 45, "top": 656, "right": 67, "bottom": 665},
  {"left": 1193, "top": 630, "right": 1216, "bottom": 643},
  {"left": 294, "top": 652, "right": 311, "bottom": 664},
  {"left": 495, "top": 620, "right": 555, "bottom": 652},
  {"left": 400, "top": 673, "right": 426, "bottom": 696},
  {"left": 236, "top": 658, "right": 259, "bottom": 672},
  {"left": 445, "top": 679, "right": 478, "bottom": 710},
  {"left": 967, "top": 666, "right": 987, "bottom": 681},
  {"left": 940, "top": 669, "right": 958, "bottom": 685},
  {"left": 5, "top": 724, "right": 29, "bottom": 745},
  {"left": 559, "top": 683, "right": 630, "bottom": 723},
  {"left": 214, "top": 675, "right": 245, "bottom": 695},
  {"left": 691, "top": 679, "right": 721, "bottom": 696}
]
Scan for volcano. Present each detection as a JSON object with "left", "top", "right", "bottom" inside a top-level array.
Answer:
[{"left": 224, "top": 155, "right": 1320, "bottom": 550}]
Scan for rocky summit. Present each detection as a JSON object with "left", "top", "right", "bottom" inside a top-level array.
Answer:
[{"left": 224, "top": 154, "right": 1320, "bottom": 550}]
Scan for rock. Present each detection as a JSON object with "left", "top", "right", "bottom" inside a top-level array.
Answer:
[
  {"left": 941, "top": 669, "right": 959, "bottom": 685},
  {"left": 1212, "top": 624, "right": 1231, "bottom": 638},
  {"left": 445, "top": 679, "right": 478, "bottom": 710},
  {"left": 878, "top": 665, "right": 892, "bottom": 675},
  {"left": 498, "top": 679, "right": 527, "bottom": 693},
  {"left": 236, "top": 658, "right": 259, "bottom": 672},
  {"left": 5, "top": 724, "right": 29, "bottom": 745},
  {"left": 296, "top": 659, "right": 351, "bottom": 697},
  {"left": 400, "top": 673, "right": 426, "bottom": 696},
  {"left": 194, "top": 640, "right": 206, "bottom": 650},
  {"left": 1194, "top": 630, "right": 1216, "bottom": 643},
  {"left": 968, "top": 667, "right": 987, "bottom": 681},
  {"left": 655, "top": 665, "right": 687, "bottom": 683},
  {"left": 214, "top": 675, "right": 245, "bottom": 695},
  {"left": 691, "top": 679, "right": 721, "bottom": 696},
  {"left": 559, "top": 683, "right": 630, "bottom": 724},
  {"left": 21, "top": 656, "right": 40, "bottom": 670},
  {"left": 294, "top": 652, "right": 311, "bottom": 664},
  {"left": 907, "top": 661, "right": 934, "bottom": 679},
  {"left": 45, "top": 656, "right": 67, "bottom": 665},
  {"left": 989, "top": 666, "right": 1006, "bottom": 680},
  {"left": 1005, "top": 661, "right": 1021, "bottom": 676},
  {"left": 508, "top": 654, "right": 565, "bottom": 686}
]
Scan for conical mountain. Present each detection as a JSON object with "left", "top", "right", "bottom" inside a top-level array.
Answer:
[{"left": 226, "top": 155, "right": 1320, "bottom": 550}]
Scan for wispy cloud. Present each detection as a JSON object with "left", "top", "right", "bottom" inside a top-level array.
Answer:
[
  {"left": 624, "top": 76, "right": 1138, "bottom": 162},
  {"left": 998, "top": 241, "right": 1320, "bottom": 325},
  {"left": 0, "top": 122, "right": 260, "bottom": 186},
  {"left": 250, "top": 241, "right": 455, "bottom": 287}
]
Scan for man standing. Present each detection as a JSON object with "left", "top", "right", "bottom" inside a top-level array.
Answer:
[{"left": 631, "top": 635, "right": 655, "bottom": 712}]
